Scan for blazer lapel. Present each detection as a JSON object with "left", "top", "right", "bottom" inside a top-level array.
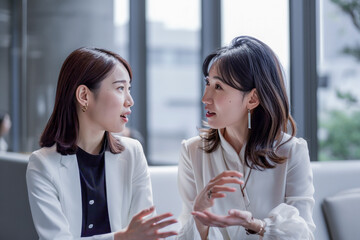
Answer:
[
  {"left": 59, "top": 154, "right": 82, "bottom": 237},
  {"left": 105, "top": 151, "right": 126, "bottom": 231}
]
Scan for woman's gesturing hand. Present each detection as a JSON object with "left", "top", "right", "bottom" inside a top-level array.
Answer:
[
  {"left": 115, "top": 206, "right": 178, "bottom": 240},
  {"left": 192, "top": 209, "right": 253, "bottom": 228},
  {"left": 193, "top": 170, "right": 244, "bottom": 212}
]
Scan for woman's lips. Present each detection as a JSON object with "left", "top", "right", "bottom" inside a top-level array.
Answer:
[
  {"left": 206, "top": 111, "right": 216, "bottom": 118},
  {"left": 120, "top": 115, "right": 129, "bottom": 123}
]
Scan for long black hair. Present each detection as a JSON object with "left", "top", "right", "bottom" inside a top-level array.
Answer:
[{"left": 201, "top": 36, "right": 296, "bottom": 170}]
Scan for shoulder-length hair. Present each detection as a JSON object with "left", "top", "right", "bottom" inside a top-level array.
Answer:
[
  {"left": 40, "top": 47, "right": 132, "bottom": 155},
  {"left": 200, "top": 36, "right": 296, "bottom": 170}
]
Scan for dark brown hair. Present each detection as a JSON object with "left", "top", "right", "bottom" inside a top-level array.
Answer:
[
  {"left": 201, "top": 36, "right": 296, "bottom": 170},
  {"left": 40, "top": 47, "right": 132, "bottom": 155}
]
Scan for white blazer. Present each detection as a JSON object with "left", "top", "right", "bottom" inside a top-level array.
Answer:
[{"left": 26, "top": 137, "right": 153, "bottom": 240}]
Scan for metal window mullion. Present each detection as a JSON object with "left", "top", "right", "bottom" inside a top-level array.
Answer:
[
  {"left": 201, "top": 0, "right": 221, "bottom": 122},
  {"left": 129, "top": 0, "right": 147, "bottom": 154},
  {"left": 289, "top": 0, "right": 318, "bottom": 161}
]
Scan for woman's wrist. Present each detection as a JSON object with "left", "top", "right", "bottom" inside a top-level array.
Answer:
[
  {"left": 193, "top": 215, "right": 210, "bottom": 240},
  {"left": 114, "top": 229, "right": 127, "bottom": 240},
  {"left": 244, "top": 218, "right": 266, "bottom": 236}
]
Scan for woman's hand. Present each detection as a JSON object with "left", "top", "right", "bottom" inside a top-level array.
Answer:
[
  {"left": 193, "top": 170, "right": 244, "bottom": 212},
  {"left": 115, "top": 206, "right": 178, "bottom": 240},
  {"left": 192, "top": 209, "right": 253, "bottom": 228}
]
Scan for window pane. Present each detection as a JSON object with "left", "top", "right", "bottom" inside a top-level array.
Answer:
[
  {"left": 114, "top": 0, "right": 129, "bottom": 60},
  {"left": 317, "top": 0, "right": 360, "bottom": 161},
  {"left": 147, "top": 0, "right": 201, "bottom": 164},
  {"left": 0, "top": 1, "right": 10, "bottom": 112},
  {"left": 23, "top": 0, "right": 128, "bottom": 151},
  {"left": 221, "top": 0, "right": 289, "bottom": 89}
]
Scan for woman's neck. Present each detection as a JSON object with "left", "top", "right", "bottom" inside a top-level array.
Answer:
[
  {"left": 223, "top": 127, "right": 248, "bottom": 154},
  {"left": 77, "top": 128, "right": 105, "bottom": 155}
]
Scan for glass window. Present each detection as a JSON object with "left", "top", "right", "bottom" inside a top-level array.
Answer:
[
  {"left": 146, "top": 0, "right": 201, "bottom": 164},
  {"left": 221, "top": 0, "right": 290, "bottom": 89},
  {"left": 317, "top": 0, "right": 360, "bottom": 161},
  {"left": 0, "top": 1, "right": 10, "bottom": 111},
  {"left": 13, "top": 0, "right": 128, "bottom": 152},
  {"left": 114, "top": 0, "right": 129, "bottom": 60}
]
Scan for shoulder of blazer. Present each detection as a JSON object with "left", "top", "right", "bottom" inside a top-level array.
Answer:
[
  {"left": 28, "top": 145, "right": 63, "bottom": 173},
  {"left": 116, "top": 135, "right": 143, "bottom": 155}
]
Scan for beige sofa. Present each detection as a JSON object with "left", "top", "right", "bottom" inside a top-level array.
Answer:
[{"left": 1, "top": 152, "right": 360, "bottom": 239}]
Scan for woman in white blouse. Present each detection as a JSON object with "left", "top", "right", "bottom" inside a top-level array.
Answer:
[
  {"left": 177, "top": 36, "right": 315, "bottom": 239},
  {"left": 26, "top": 47, "right": 177, "bottom": 240}
]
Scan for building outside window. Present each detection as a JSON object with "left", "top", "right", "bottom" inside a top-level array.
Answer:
[{"left": 146, "top": 0, "right": 201, "bottom": 164}]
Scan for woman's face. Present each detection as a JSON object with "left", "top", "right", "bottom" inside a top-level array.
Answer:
[
  {"left": 87, "top": 63, "right": 134, "bottom": 133},
  {"left": 202, "top": 65, "right": 248, "bottom": 130}
]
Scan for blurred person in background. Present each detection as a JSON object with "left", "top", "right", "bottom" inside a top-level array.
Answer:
[
  {"left": 177, "top": 36, "right": 315, "bottom": 239},
  {"left": 26, "top": 47, "right": 177, "bottom": 240},
  {"left": 0, "top": 110, "right": 12, "bottom": 152}
]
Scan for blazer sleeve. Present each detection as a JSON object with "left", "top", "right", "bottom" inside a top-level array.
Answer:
[
  {"left": 262, "top": 138, "right": 316, "bottom": 240},
  {"left": 176, "top": 140, "right": 223, "bottom": 240},
  {"left": 26, "top": 151, "right": 114, "bottom": 240}
]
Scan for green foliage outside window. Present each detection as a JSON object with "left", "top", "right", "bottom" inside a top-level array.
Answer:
[{"left": 319, "top": 0, "right": 360, "bottom": 161}]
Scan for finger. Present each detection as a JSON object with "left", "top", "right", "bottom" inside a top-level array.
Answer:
[
  {"left": 155, "top": 231, "right": 178, "bottom": 238},
  {"left": 152, "top": 219, "right": 178, "bottom": 229},
  {"left": 133, "top": 206, "right": 155, "bottom": 220},
  {"left": 210, "top": 171, "right": 243, "bottom": 183},
  {"left": 192, "top": 211, "right": 208, "bottom": 218},
  {"left": 211, "top": 185, "right": 237, "bottom": 193},
  {"left": 212, "top": 177, "right": 244, "bottom": 186},
  {"left": 209, "top": 192, "right": 226, "bottom": 199},
  {"left": 228, "top": 209, "right": 252, "bottom": 221},
  {"left": 202, "top": 210, "right": 222, "bottom": 220},
  {"left": 192, "top": 212, "right": 226, "bottom": 227},
  {"left": 146, "top": 212, "right": 174, "bottom": 226},
  {"left": 201, "top": 211, "right": 230, "bottom": 227}
]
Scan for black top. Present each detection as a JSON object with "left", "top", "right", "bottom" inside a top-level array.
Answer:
[{"left": 76, "top": 141, "right": 111, "bottom": 237}]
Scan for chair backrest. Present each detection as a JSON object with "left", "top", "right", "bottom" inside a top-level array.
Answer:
[
  {"left": 311, "top": 160, "right": 360, "bottom": 240},
  {"left": 149, "top": 166, "right": 182, "bottom": 218},
  {"left": 322, "top": 188, "right": 360, "bottom": 240},
  {"left": 0, "top": 152, "right": 38, "bottom": 240}
]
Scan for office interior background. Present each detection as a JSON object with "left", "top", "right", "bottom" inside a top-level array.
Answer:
[{"left": 0, "top": 0, "right": 359, "bottom": 165}]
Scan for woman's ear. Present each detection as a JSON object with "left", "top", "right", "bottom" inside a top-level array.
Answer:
[
  {"left": 75, "top": 85, "right": 89, "bottom": 107},
  {"left": 247, "top": 88, "right": 260, "bottom": 110}
]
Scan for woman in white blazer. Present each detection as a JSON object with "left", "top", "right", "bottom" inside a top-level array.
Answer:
[
  {"left": 177, "top": 36, "right": 315, "bottom": 239},
  {"left": 26, "top": 47, "right": 178, "bottom": 240}
]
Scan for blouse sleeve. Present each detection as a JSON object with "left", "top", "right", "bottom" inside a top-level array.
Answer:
[
  {"left": 262, "top": 138, "right": 316, "bottom": 240},
  {"left": 176, "top": 140, "right": 223, "bottom": 240},
  {"left": 26, "top": 152, "right": 115, "bottom": 240}
]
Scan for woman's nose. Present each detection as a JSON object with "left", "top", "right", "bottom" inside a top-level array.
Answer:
[
  {"left": 202, "top": 89, "right": 212, "bottom": 104},
  {"left": 125, "top": 94, "right": 134, "bottom": 107}
]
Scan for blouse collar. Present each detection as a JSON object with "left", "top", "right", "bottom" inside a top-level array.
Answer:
[{"left": 218, "top": 128, "right": 246, "bottom": 165}]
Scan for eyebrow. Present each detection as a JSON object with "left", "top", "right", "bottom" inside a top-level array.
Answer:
[
  {"left": 208, "top": 75, "right": 224, "bottom": 82},
  {"left": 112, "top": 80, "right": 128, "bottom": 84}
]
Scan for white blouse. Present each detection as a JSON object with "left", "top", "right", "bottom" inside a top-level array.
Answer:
[{"left": 177, "top": 131, "right": 315, "bottom": 240}]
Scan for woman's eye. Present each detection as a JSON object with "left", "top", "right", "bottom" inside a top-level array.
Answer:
[
  {"left": 118, "top": 86, "right": 125, "bottom": 91},
  {"left": 215, "top": 84, "right": 222, "bottom": 90}
]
